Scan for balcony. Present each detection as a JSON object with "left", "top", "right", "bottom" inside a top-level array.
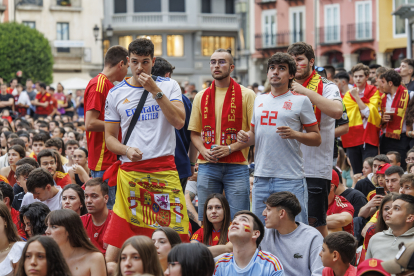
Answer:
[
  {"left": 318, "top": 26, "right": 342, "bottom": 45},
  {"left": 16, "top": 0, "right": 43, "bottom": 11},
  {"left": 51, "top": 40, "right": 84, "bottom": 70},
  {"left": 347, "top": 22, "right": 375, "bottom": 43},
  {"left": 255, "top": 0, "right": 276, "bottom": 8},
  {"left": 255, "top": 31, "right": 304, "bottom": 50},
  {"left": 50, "top": 0, "right": 82, "bottom": 11}
]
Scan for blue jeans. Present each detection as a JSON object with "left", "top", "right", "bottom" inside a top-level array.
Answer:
[
  {"left": 197, "top": 163, "right": 250, "bottom": 221},
  {"left": 91, "top": 170, "right": 116, "bottom": 210},
  {"left": 252, "top": 177, "right": 308, "bottom": 225}
]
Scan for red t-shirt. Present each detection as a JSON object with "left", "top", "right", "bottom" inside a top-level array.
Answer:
[
  {"left": 191, "top": 227, "right": 227, "bottom": 246},
  {"left": 55, "top": 172, "right": 71, "bottom": 188},
  {"left": 84, "top": 73, "right": 117, "bottom": 171},
  {"left": 11, "top": 208, "right": 26, "bottom": 239},
  {"left": 47, "top": 96, "right": 58, "bottom": 115},
  {"left": 322, "top": 265, "right": 357, "bottom": 276},
  {"left": 81, "top": 210, "right": 113, "bottom": 255},
  {"left": 327, "top": 195, "right": 355, "bottom": 235},
  {"left": 35, "top": 92, "right": 52, "bottom": 115}
]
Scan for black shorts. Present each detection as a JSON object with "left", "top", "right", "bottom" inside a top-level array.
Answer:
[{"left": 307, "top": 177, "right": 330, "bottom": 227}]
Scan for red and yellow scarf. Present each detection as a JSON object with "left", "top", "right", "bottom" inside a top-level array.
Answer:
[
  {"left": 199, "top": 78, "right": 245, "bottom": 163},
  {"left": 301, "top": 70, "right": 324, "bottom": 126},
  {"left": 380, "top": 85, "right": 409, "bottom": 140}
]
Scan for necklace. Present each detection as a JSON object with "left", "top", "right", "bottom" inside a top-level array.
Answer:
[{"left": 0, "top": 243, "right": 10, "bottom": 253}]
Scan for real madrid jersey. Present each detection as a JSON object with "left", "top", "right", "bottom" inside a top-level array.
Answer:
[{"left": 105, "top": 77, "right": 183, "bottom": 163}]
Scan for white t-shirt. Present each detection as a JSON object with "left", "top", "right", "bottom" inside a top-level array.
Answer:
[
  {"left": 300, "top": 79, "right": 342, "bottom": 180},
  {"left": 21, "top": 186, "right": 62, "bottom": 211},
  {"left": 105, "top": 77, "right": 183, "bottom": 163},
  {"left": 0, "top": 242, "right": 26, "bottom": 276},
  {"left": 17, "top": 91, "right": 31, "bottom": 106}
]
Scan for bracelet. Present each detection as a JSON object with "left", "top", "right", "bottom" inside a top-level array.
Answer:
[
  {"left": 190, "top": 162, "right": 196, "bottom": 166},
  {"left": 125, "top": 146, "right": 131, "bottom": 156},
  {"left": 228, "top": 145, "right": 232, "bottom": 154}
]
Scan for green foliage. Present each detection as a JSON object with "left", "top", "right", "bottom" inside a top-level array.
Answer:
[{"left": 0, "top": 22, "right": 53, "bottom": 85}]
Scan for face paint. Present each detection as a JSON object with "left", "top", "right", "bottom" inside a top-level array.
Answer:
[{"left": 243, "top": 224, "right": 251, "bottom": 232}]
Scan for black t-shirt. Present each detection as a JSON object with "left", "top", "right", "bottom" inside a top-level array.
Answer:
[
  {"left": 405, "top": 80, "right": 414, "bottom": 91},
  {"left": 0, "top": 94, "right": 14, "bottom": 113},
  {"left": 333, "top": 103, "right": 349, "bottom": 158},
  {"left": 12, "top": 191, "right": 25, "bottom": 211},
  {"left": 340, "top": 188, "right": 368, "bottom": 217},
  {"left": 354, "top": 177, "right": 376, "bottom": 198}
]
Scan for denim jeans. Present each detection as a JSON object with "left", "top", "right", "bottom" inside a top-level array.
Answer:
[
  {"left": 197, "top": 163, "right": 250, "bottom": 221},
  {"left": 252, "top": 177, "right": 308, "bottom": 225},
  {"left": 91, "top": 170, "right": 116, "bottom": 210}
]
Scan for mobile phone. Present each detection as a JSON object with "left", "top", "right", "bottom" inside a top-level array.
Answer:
[{"left": 376, "top": 187, "right": 385, "bottom": 196}]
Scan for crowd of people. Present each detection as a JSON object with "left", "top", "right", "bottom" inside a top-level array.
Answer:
[{"left": 1, "top": 37, "right": 414, "bottom": 276}]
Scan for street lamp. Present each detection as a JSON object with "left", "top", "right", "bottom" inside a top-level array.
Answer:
[{"left": 93, "top": 24, "right": 113, "bottom": 42}]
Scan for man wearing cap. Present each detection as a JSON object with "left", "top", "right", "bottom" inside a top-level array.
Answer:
[
  {"left": 327, "top": 169, "right": 354, "bottom": 234},
  {"left": 357, "top": 259, "right": 390, "bottom": 276},
  {"left": 366, "top": 194, "right": 414, "bottom": 261},
  {"left": 382, "top": 241, "right": 414, "bottom": 275}
]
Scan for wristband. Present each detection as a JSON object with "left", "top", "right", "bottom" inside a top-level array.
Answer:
[
  {"left": 228, "top": 145, "right": 232, "bottom": 154},
  {"left": 190, "top": 162, "right": 196, "bottom": 166},
  {"left": 125, "top": 146, "right": 131, "bottom": 156}
]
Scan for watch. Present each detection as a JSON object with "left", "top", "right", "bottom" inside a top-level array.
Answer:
[{"left": 154, "top": 91, "right": 164, "bottom": 100}]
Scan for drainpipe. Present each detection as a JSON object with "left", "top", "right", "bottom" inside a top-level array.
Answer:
[{"left": 407, "top": 19, "right": 412, "bottom": 59}]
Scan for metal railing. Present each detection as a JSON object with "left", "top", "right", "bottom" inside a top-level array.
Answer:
[
  {"left": 255, "top": 31, "right": 304, "bottom": 49},
  {"left": 347, "top": 22, "right": 375, "bottom": 42},
  {"left": 318, "top": 26, "right": 342, "bottom": 44}
]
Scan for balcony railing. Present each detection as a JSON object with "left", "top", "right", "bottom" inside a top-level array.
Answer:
[
  {"left": 20, "top": 0, "right": 42, "bottom": 6},
  {"left": 319, "top": 26, "right": 342, "bottom": 45},
  {"left": 255, "top": 31, "right": 304, "bottom": 50},
  {"left": 255, "top": 0, "right": 276, "bottom": 4},
  {"left": 347, "top": 22, "right": 375, "bottom": 43}
]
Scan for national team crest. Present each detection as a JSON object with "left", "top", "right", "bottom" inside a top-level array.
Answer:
[
  {"left": 202, "top": 125, "right": 215, "bottom": 144},
  {"left": 222, "top": 128, "right": 237, "bottom": 145},
  {"left": 283, "top": 100, "right": 292, "bottom": 111}
]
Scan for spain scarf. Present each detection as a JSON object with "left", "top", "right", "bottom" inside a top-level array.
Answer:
[
  {"left": 301, "top": 70, "right": 324, "bottom": 126},
  {"left": 380, "top": 85, "right": 409, "bottom": 140},
  {"left": 102, "top": 156, "right": 190, "bottom": 248},
  {"left": 341, "top": 84, "right": 382, "bottom": 148},
  {"left": 199, "top": 78, "right": 245, "bottom": 163}
]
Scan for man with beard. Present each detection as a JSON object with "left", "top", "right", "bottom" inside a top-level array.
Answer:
[
  {"left": 287, "top": 42, "right": 343, "bottom": 237},
  {"left": 189, "top": 48, "right": 256, "bottom": 222}
]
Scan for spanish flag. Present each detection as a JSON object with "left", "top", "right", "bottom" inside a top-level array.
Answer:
[
  {"left": 341, "top": 85, "right": 382, "bottom": 148},
  {"left": 103, "top": 156, "right": 190, "bottom": 248}
]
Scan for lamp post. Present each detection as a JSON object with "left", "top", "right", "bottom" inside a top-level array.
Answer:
[{"left": 93, "top": 24, "right": 113, "bottom": 69}]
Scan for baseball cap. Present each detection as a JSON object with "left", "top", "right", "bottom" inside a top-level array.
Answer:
[
  {"left": 382, "top": 242, "right": 414, "bottom": 274},
  {"left": 357, "top": 259, "right": 390, "bottom": 276},
  {"left": 376, "top": 163, "right": 392, "bottom": 175},
  {"left": 331, "top": 169, "right": 340, "bottom": 187}
]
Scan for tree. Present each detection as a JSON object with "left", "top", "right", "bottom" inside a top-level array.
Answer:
[{"left": 0, "top": 22, "right": 53, "bottom": 85}]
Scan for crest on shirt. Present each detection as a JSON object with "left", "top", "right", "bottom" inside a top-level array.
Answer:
[{"left": 283, "top": 100, "right": 292, "bottom": 111}]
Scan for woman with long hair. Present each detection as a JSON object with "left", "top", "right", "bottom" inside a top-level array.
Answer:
[
  {"left": 68, "top": 148, "right": 90, "bottom": 186},
  {"left": 116, "top": 235, "right": 164, "bottom": 276},
  {"left": 19, "top": 202, "right": 51, "bottom": 238},
  {"left": 191, "top": 193, "right": 230, "bottom": 246},
  {"left": 15, "top": 236, "right": 72, "bottom": 276},
  {"left": 152, "top": 227, "right": 182, "bottom": 271},
  {"left": 0, "top": 145, "right": 25, "bottom": 187},
  {"left": 165, "top": 243, "right": 215, "bottom": 276},
  {"left": 0, "top": 202, "right": 25, "bottom": 276},
  {"left": 61, "top": 184, "right": 87, "bottom": 216},
  {"left": 45, "top": 209, "right": 106, "bottom": 276}
]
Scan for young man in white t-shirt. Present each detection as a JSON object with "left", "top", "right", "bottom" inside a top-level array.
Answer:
[
  {"left": 237, "top": 52, "right": 321, "bottom": 224},
  {"left": 287, "top": 42, "right": 343, "bottom": 237},
  {"left": 21, "top": 168, "right": 62, "bottom": 211}
]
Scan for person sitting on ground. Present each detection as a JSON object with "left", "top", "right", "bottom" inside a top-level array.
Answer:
[
  {"left": 214, "top": 210, "right": 284, "bottom": 276},
  {"left": 366, "top": 194, "right": 414, "bottom": 261},
  {"left": 29, "top": 133, "right": 47, "bottom": 161},
  {"left": 353, "top": 157, "right": 374, "bottom": 187},
  {"left": 62, "top": 139, "right": 79, "bottom": 172},
  {"left": 21, "top": 168, "right": 63, "bottom": 211},
  {"left": 45, "top": 209, "right": 106, "bottom": 276},
  {"left": 19, "top": 202, "right": 50, "bottom": 238},
  {"left": 327, "top": 169, "right": 354, "bottom": 235},
  {"left": 68, "top": 148, "right": 90, "bottom": 186},
  {"left": 15, "top": 236, "right": 72, "bottom": 276},
  {"left": 152, "top": 227, "right": 182, "bottom": 272},
  {"left": 356, "top": 259, "right": 390, "bottom": 276},
  {"left": 52, "top": 126, "right": 65, "bottom": 139},
  {"left": 191, "top": 193, "right": 230, "bottom": 246},
  {"left": 319, "top": 231, "right": 358, "bottom": 276},
  {"left": 355, "top": 155, "right": 390, "bottom": 197},
  {"left": 0, "top": 145, "right": 25, "bottom": 187},
  {"left": 260, "top": 191, "right": 324, "bottom": 276},
  {"left": 115, "top": 235, "right": 164, "bottom": 276},
  {"left": 61, "top": 184, "right": 87, "bottom": 216},
  {"left": 45, "top": 138, "right": 68, "bottom": 165},
  {"left": 11, "top": 164, "right": 35, "bottom": 211},
  {"left": 0, "top": 182, "right": 26, "bottom": 238},
  {"left": 81, "top": 178, "right": 113, "bottom": 255},
  {"left": 387, "top": 151, "right": 402, "bottom": 167},
  {"left": 37, "top": 149, "right": 71, "bottom": 189},
  {"left": 185, "top": 174, "right": 201, "bottom": 229}
]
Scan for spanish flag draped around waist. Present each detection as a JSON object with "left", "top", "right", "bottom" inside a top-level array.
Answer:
[
  {"left": 381, "top": 85, "right": 409, "bottom": 140},
  {"left": 102, "top": 156, "right": 190, "bottom": 248},
  {"left": 341, "top": 85, "right": 382, "bottom": 148}
]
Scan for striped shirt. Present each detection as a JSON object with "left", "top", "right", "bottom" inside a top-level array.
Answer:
[{"left": 214, "top": 249, "right": 284, "bottom": 276}]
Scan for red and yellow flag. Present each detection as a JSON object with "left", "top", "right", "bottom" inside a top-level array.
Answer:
[
  {"left": 341, "top": 85, "right": 382, "bottom": 148},
  {"left": 103, "top": 156, "right": 190, "bottom": 248}
]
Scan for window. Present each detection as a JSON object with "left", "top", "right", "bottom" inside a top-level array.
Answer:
[
  {"left": 202, "top": 0, "right": 211, "bottom": 13},
  {"left": 201, "top": 36, "right": 235, "bottom": 56},
  {"left": 169, "top": 0, "right": 185, "bottom": 12},
  {"left": 290, "top": 7, "right": 304, "bottom": 43},
  {"left": 262, "top": 10, "right": 276, "bottom": 47},
  {"left": 137, "top": 35, "right": 162, "bottom": 56},
  {"left": 119, "top": 36, "right": 133, "bottom": 50},
  {"left": 167, "top": 35, "right": 184, "bottom": 56},
  {"left": 394, "top": 0, "right": 414, "bottom": 36},
  {"left": 57, "top": 0, "right": 71, "bottom": 6},
  {"left": 225, "top": 0, "right": 234, "bottom": 14},
  {"left": 134, "top": 0, "right": 161, "bottom": 12},
  {"left": 23, "top": 21, "right": 36, "bottom": 29},
  {"left": 114, "top": 0, "right": 127, "bottom": 13},
  {"left": 355, "top": 1, "right": 372, "bottom": 40},
  {"left": 56, "top": 22, "right": 69, "bottom": 53},
  {"left": 324, "top": 4, "right": 340, "bottom": 42}
]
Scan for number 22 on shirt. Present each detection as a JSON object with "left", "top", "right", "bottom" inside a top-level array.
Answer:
[{"left": 260, "top": 110, "right": 278, "bottom": 126}]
